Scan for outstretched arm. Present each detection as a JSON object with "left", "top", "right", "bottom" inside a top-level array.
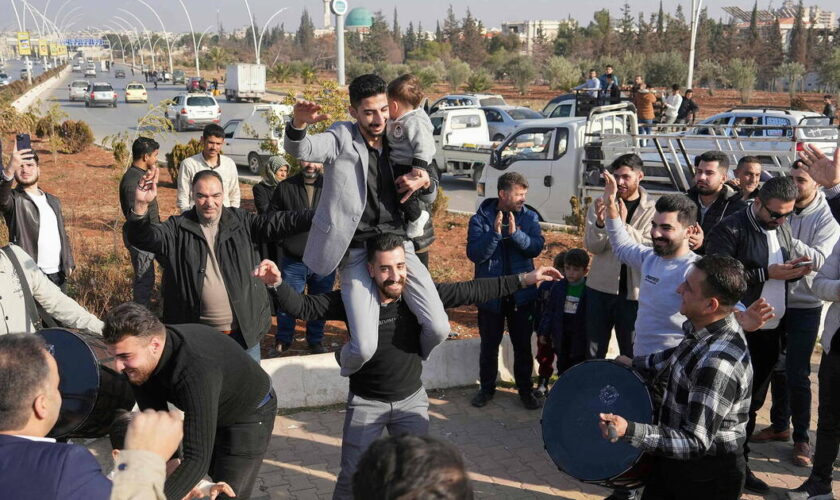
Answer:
[{"left": 435, "top": 267, "right": 563, "bottom": 309}]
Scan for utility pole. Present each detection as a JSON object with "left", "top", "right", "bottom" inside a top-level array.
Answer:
[
  {"left": 686, "top": 0, "right": 702, "bottom": 90},
  {"left": 331, "top": 0, "right": 348, "bottom": 86}
]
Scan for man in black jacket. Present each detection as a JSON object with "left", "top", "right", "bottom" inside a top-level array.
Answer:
[
  {"left": 102, "top": 302, "right": 275, "bottom": 500},
  {"left": 706, "top": 176, "right": 812, "bottom": 494},
  {"left": 126, "top": 166, "right": 311, "bottom": 361},
  {"left": 268, "top": 160, "right": 334, "bottom": 354},
  {"left": 1, "top": 145, "right": 74, "bottom": 288},
  {"left": 253, "top": 232, "right": 561, "bottom": 500},
  {"left": 687, "top": 151, "right": 748, "bottom": 253}
]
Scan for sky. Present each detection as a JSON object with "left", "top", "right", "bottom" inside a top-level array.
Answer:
[{"left": 0, "top": 0, "right": 836, "bottom": 35}]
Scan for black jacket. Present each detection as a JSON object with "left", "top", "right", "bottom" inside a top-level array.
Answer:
[
  {"left": 269, "top": 173, "right": 323, "bottom": 259},
  {"left": 687, "top": 184, "right": 748, "bottom": 253},
  {"left": 705, "top": 206, "right": 797, "bottom": 307},
  {"left": 0, "top": 178, "right": 74, "bottom": 275},
  {"left": 252, "top": 182, "right": 276, "bottom": 215},
  {"left": 126, "top": 206, "right": 311, "bottom": 347}
]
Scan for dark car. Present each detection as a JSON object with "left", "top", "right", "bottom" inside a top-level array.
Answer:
[{"left": 115, "top": 69, "right": 126, "bottom": 78}]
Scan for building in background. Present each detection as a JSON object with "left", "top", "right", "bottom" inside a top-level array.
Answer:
[{"left": 501, "top": 19, "right": 578, "bottom": 55}]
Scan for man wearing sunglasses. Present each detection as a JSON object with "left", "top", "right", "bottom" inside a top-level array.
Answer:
[{"left": 706, "top": 176, "right": 812, "bottom": 494}]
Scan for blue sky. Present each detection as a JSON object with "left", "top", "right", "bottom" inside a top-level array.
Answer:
[{"left": 1, "top": 1, "right": 835, "bottom": 35}]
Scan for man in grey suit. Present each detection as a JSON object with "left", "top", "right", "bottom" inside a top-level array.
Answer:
[{"left": 283, "top": 74, "right": 450, "bottom": 377}]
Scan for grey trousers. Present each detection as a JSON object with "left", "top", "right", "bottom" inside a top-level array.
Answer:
[
  {"left": 127, "top": 242, "right": 155, "bottom": 307},
  {"left": 332, "top": 387, "right": 430, "bottom": 500},
  {"left": 338, "top": 241, "right": 449, "bottom": 376}
]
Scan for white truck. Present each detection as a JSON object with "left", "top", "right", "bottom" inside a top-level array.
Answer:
[
  {"left": 429, "top": 107, "right": 496, "bottom": 185},
  {"left": 224, "top": 63, "right": 266, "bottom": 103},
  {"left": 222, "top": 103, "right": 293, "bottom": 174}
]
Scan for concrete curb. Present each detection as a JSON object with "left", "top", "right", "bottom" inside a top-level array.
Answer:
[{"left": 12, "top": 66, "right": 72, "bottom": 111}]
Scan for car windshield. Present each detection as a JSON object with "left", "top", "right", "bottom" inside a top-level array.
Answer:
[
  {"left": 480, "top": 97, "right": 506, "bottom": 107},
  {"left": 93, "top": 85, "right": 112, "bottom": 92},
  {"left": 0, "top": 73, "right": 8, "bottom": 79},
  {"left": 72, "top": 81, "right": 88, "bottom": 88},
  {"left": 507, "top": 108, "right": 543, "bottom": 120},
  {"left": 187, "top": 96, "right": 216, "bottom": 106},
  {"left": 174, "top": 71, "right": 184, "bottom": 76},
  {"left": 127, "top": 84, "right": 143, "bottom": 89}
]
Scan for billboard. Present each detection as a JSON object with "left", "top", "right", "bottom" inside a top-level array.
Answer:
[
  {"left": 17, "top": 32, "right": 31, "bottom": 56},
  {"left": 38, "top": 39, "right": 49, "bottom": 57},
  {"left": 49, "top": 42, "right": 59, "bottom": 56}
]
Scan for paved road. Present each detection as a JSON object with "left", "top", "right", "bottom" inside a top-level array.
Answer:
[{"left": 1, "top": 58, "right": 49, "bottom": 83}]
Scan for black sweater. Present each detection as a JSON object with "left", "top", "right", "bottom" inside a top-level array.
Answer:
[
  {"left": 131, "top": 324, "right": 271, "bottom": 500},
  {"left": 272, "top": 275, "right": 523, "bottom": 401}
]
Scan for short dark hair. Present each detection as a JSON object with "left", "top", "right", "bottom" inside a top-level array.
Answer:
[
  {"left": 102, "top": 302, "right": 166, "bottom": 344},
  {"left": 552, "top": 251, "right": 567, "bottom": 270},
  {"left": 685, "top": 89, "right": 694, "bottom": 94},
  {"left": 736, "top": 156, "right": 761, "bottom": 171},
  {"left": 826, "top": 95, "right": 833, "bottom": 100},
  {"left": 366, "top": 232, "right": 405, "bottom": 263},
  {"left": 191, "top": 169, "right": 224, "bottom": 189},
  {"left": 693, "top": 255, "right": 747, "bottom": 307},
  {"left": 791, "top": 159, "right": 806, "bottom": 170},
  {"left": 353, "top": 434, "right": 473, "bottom": 500},
  {"left": 758, "top": 176, "right": 798, "bottom": 204},
  {"left": 131, "top": 137, "right": 160, "bottom": 161},
  {"left": 202, "top": 123, "right": 225, "bottom": 140},
  {"left": 498, "top": 171, "right": 528, "bottom": 192},
  {"left": 655, "top": 194, "right": 697, "bottom": 227},
  {"left": 0, "top": 335, "right": 50, "bottom": 431},
  {"left": 606, "top": 65, "right": 614, "bottom": 69},
  {"left": 387, "top": 74, "right": 424, "bottom": 109},
  {"left": 349, "top": 74, "right": 386, "bottom": 109},
  {"left": 564, "top": 248, "right": 590, "bottom": 269},
  {"left": 610, "top": 153, "right": 643, "bottom": 172},
  {"left": 694, "top": 151, "right": 729, "bottom": 171},
  {"left": 588, "top": 68, "right": 596, "bottom": 73},
  {"left": 671, "top": 84, "right": 680, "bottom": 92},
  {"left": 109, "top": 410, "right": 135, "bottom": 450}
]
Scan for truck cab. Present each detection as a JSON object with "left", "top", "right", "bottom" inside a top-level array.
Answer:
[
  {"left": 429, "top": 108, "right": 490, "bottom": 181},
  {"left": 222, "top": 104, "right": 293, "bottom": 174}
]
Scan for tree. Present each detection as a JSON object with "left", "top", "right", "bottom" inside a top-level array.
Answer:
[
  {"left": 696, "top": 59, "right": 726, "bottom": 95},
  {"left": 507, "top": 56, "right": 538, "bottom": 95},
  {"left": 819, "top": 48, "right": 840, "bottom": 93},
  {"left": 457, "top": 10, "right": 487, "bottom": 67},
  {"left": 789, "top": 0, "right": 807, "bottom": 65},
  {"left": 204, "top": 47, "right": 231, "bottom": 71},
  {"left": 618, "top": 3, "right": 636, "bottom": 48},
  {"left": 644, "top": 51, "right": 688, "bottom": 87},
  {"left": 446, "top": 59, "right": 471, "bottom": 91},
  {"left": 392, "top": 7, "right": 401, "bottom": 46},
  {"left": 543, "top": 56, "right": 580, "bottom": 90},
  {"left": 727, "top": 58, "right": 758, "bottom": 104},
  {"left": 465, "top": 69, "right": 493, "bottom": 93},
  {"left": 442, "top": 5, "right": 460, "bottom": 45},
  {"left": 296, "top": 9, "right": 316, "bottom": 59},
  {"left": 776, "top": 61, "right": 806, "bottom": 96},
  {"left": 403, "top": 22, "right": 418, "bottom": 56}
]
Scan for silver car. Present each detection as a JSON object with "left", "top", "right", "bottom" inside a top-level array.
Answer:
[
  {"left": 166, "top": 93, "right": 221, "bottom": 131},
  {"left": 68, "top": 80, "right": 89, "bottom": 102},
  {"left": 84, "top": 82, "right": 117, "bottom": 108},
  {"left": 482, "top": 106, "right": 544, "bottom": 142},
  {"left": 0, "top": 72, "right": 10, "bottom": 87}
]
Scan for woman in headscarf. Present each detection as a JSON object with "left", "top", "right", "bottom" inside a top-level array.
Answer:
[{"left": 252, "top": 156, "right": 289, "bottom": 215}]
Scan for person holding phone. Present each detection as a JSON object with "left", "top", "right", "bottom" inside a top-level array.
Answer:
[{"left": 1, "top": 135, "right": 75, "bottom": 289}]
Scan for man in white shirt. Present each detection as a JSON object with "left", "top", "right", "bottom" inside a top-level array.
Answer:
[
  {"left": 574, "top": 69, "right": 602, "bottom": 99},
  {"left": 176, "top": 124, "right": 241, "bottom": 212},
  {"left": 1, "top": 146, "right": 74, "bottom": 289},
  {"left": 662, "top": 84, "right": 683, "bottom": 129}
]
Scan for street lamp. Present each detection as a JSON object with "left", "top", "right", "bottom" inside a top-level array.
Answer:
[
  {"left": 113, "top": 16, "right": 144, "bottom": 68},
  {"left": 196, "top": 24, "right": 214, "bottom": 52},
  {"left": 174, "top": 0, "right": 200, "bottom": 76},
  {"left": 240, "top": 0, "right": 288, "bottom": 65},
  {"left": 686, "top": 0, "right": 703, "bottom": 90},
  {"left": 118, "top": 8, "right": 156, "bottom": 72},
  {"left": 134, "top": 0, "right": 174, "bottom": 75}
]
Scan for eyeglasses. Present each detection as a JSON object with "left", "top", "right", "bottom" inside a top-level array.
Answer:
[{"left": 761, "top": 204, "right": 794, "bottom": 221}]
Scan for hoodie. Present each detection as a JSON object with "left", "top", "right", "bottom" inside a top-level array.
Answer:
[
  {"left": 687, "top": 183, "right": 748, "bottom": 253},
  {"left": 788, "top": 191, "right": 840, "bottom": 309}
]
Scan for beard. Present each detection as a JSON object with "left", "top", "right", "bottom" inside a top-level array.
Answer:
[
  {"left": 302, "top": 170, "right": 318, "bottom": 179},
  {"left": 653, "top": 237, "right": 680, "bottom": 257},
  {"left": 377, "top": 276, "right": 406, "bottom": 300},
  {"left": 15, "top": 173, "right": 38, "bottom": 187},
  {"left": 696, "top": 184, "right": 718, "bottom": 196},
  {"left": 123, "top": 366, "right": 152, "bottom": 385}
]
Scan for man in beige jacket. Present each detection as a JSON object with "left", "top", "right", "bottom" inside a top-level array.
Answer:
[
  {"left": 583, "top": 154, "right": 655, "bottom": 359},
  {"left": 176, "top": 124, "right": 241, "bottom": 213}
]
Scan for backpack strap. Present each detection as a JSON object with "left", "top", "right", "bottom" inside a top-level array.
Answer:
[{"left": 2, "top": 245, "right": 42, "bottom": 330}]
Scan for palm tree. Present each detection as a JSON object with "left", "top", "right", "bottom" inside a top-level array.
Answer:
[{"left": 205, "top": 47, "right": 231, "bottom": 71}]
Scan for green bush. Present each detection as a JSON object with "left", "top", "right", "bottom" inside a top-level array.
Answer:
[
  {"left": 727, "top": 58, "right": 758, "bottom": 104},
  {"left": 0, "top": 105, "right": 36, "bottom": 134},
  {"left": 465, "top": 69, "right": 493, "bottom": 93},
  {"left": 543, "top": 56, "right": 580, "bottom": 91},
  {"left": 58, "top": 120, "right": 94, "bottom": 153},
  {"left": 346, "top": 60, "right": 374, "bottom": 82},
  {"left": 643, "top": 52, "right": 688, "bottom": 88},
  {"left": 165, "top": 138, "right": 203, "bottom": 182},
  {"left": 35, "top": 115, "right": 56, "bottom": 138}
]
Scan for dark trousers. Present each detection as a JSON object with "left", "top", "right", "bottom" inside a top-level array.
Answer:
[
  {"left": 45, "top": 271, "right": 66, "bottom": 291},
  {"left": 585, "top": 288, "right": 637, "bottom": 359},
  {"left": 767, "top": 306, "right": 822, "bottom": 443},
  {"left": 276, "top": 256, "right": 336, "bottom": 345},
  {"left": 810, "top": 351, "right": 840, "bottom": 486},
  {"left": 209, "top": 390, "right": 277, "bottom": 499},
  {"left": 744, "top": 325, "right": 783, "bottom": 460},
  {"left": 641, "top": 453, "right": 745, "bottom": 500},
  {"left": 477, "top": 302, "right": 535, "bottom": 393}
]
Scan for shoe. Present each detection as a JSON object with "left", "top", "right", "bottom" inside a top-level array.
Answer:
[
  {"left": 271, "top": 341, "right": 291, "bottom": 357},
  {"left": 744, "top": 466, "right": 770, "bottom": 494},
  {"left": 750, "top": 425, "right": 792, "bottom": 443},
  {"left": 603, "top": 489, "right": 640, "bottom": 499},
  {"left": 519, "top": 390, "right": 542, "bottom": 410},
  {"left": 308, "top": 342, "right": 326, "bottom": 354},
  {"left": 406, "top": 210, "right": 430, "bottom": 239},
  {"left": 788, "top": 479, "right": 833, "bottom": 499},
  {"left": 793, "top": 442, "right": 813, "bottom": 467},
  {"left": 471, "top": 390, "right": 494, "bottom": 408},
  {"left": 447, "top": 331, "right": 459, "bottom": 340}
]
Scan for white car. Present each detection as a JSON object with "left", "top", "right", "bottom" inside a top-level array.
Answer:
[
  {"left": 222, "top": 104, "right": 293, "bottom": 173},
  {"left": 0, "top": 72, "right": 10, "bottom": 87},
  {"left": 68, "top": 80, "right": 90, "bottom": 101},
  {"left": 85, "top": 82, "right": 118, "bottom": 108},
  {"left": 71, "top": 63, "right": 82, "bottom": 72},
  {"left": 428, "top": 93, "right": 507, "bottom": 115},
  {"left": 84, "top": 63, "right": 96, "bottom": 78},
  {"left": 166, "top": 93, "right": 221, "bottom": 132}
]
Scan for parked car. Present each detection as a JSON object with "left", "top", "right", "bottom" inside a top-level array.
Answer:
[
  {"left": 85, "top": 82, "right": 118, "bottom": 108},
  {"left": 124, "top": 82, "right": 148, "bottom": 103},
  {"left": 542, "top": 94, "right": 577, "bottom": 118},
  {"left": 0, "top": 72, "right": 10, "bottom": 87},
  {"left": 428, "top": 94, "right": 506, "bottom": 114},
  {"left": 115, "top": 69, "right": 126, "bottom": 78},
  {"left": 68, "top": 80, "right": 90, "bottom": 102},
  {"left": 482, "top": 106, "right": 544, "bottom": 142},
  {"left": 222, "top": 104, "right": 293, "bottom": 173},
  {"left": 165, "top": 93, "right": 221, "bottom": 132},
  {"left": 172, "top": 69, "right": 186, "bottom": 84},
  {"left": 158, "top": 70, "right": 172, "bottom": 82}
]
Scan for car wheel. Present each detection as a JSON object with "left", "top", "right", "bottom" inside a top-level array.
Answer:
[
  {"left": 248, "top": 153, "right": 262, "bottom": 175},
  {"left": 492, "top": 134, "right": 505, "bottom": 142}
]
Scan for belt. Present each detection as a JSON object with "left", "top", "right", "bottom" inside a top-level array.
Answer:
[{"left": 257, "top": 389, "right": 274, "bottom": 408}]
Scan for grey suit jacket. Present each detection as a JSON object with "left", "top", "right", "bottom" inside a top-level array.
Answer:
[{"left": 285, "top": 121, "right": 435, "bottom": 276}]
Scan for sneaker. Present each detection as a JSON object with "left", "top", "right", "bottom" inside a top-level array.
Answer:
[
  {"left": 793, "top": 442, "right": 813, "bottom": 468},
  {"left": 519, "top": 390, "right": 542, "bottom": 410},
  {"left": 788, "top": 479, "right": 833, "bottom": 499},
  {"left": 745, "top": 466, "right": 770, "bottom": 494},
  {"left": 471, "top": 390, "right": 494, "bottom": 408},
  {"left": 308, "top": 342, "right": 326, "bottom": 354},
  {"left": 750, "top": 425, "right": 792, "bottom": 443},
  {"left": 271, "top": 341, "right": 291, "bottom": 357},
  {"left": 406, "top": 210, "right": 430, "bottom": 239}
]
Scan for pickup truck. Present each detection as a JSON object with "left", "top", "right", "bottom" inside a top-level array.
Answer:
[
  {"left": 429, "top": 107, "right": 495, "bottom": 185},
  {"left": 221, "top": 104, "right": 293, "bottom": 174}
]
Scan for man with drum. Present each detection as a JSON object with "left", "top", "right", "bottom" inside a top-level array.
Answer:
[{"left": 599, "top": 255, "right": 758, "bottom": 499}]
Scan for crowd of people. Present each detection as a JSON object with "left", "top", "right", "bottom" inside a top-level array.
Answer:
[{"left": 2, "top": 68, "right": 840, "bottom": 500}]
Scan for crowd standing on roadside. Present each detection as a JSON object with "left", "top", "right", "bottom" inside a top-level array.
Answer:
[{"left": 3, "top": 63, "right": 840, "bottom": 500}]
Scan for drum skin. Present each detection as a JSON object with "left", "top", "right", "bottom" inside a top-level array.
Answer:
[
  {"left": 38, "top": 328, "right": 136, "bottom": 439},
  {"left": 541, "top": 359, "right": 653, "bottom": 488}
]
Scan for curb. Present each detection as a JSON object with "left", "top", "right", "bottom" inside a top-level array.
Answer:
[{"left": 12, "top": 66, "right": 72, "bottom": 111}]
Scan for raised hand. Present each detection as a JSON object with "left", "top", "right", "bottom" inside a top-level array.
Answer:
[
  {"left": 494, "top": 210, "right": 503, "bottom": 234},
  {"left": 798, "top": 144, "right": 840, "bottom": 189},
  {"left": 734, "top": 298, "right": 775, "bottom": 333},
  {"left": 253, "top": 259, "right": 283, "bottom": 287},
  {"left": 602, "top": 170, "right": 618, "bottom": 202},
  {"left": 617, "top": 198, "right": 628, "bottom": 223},
  {"left": 292, "top": 100, "right": 330, "bottom": 129},
  {"left": 687, "top": 223, "right": 704, "bottom": 251},
  {"left": 594, "top": 198, "right": 606, "bottom": 227},
  {"left": 134, "top": 165, "right": 159, "bottom": 214},
  {"left": 4, "top": 142, "right": 33, "bottom": 179},
  {"left": 524, "top": 266, "right": 564, "bottom": 286},
  {"left": 507, "top": 211, "right": 517, "bottom": 234}
]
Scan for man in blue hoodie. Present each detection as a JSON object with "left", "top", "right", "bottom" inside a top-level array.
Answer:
[{"left": 467, "top": 172, "right": 545, "bottom": 410}]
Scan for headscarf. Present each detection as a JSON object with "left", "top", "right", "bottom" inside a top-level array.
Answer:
[{"left": 262, "top": 156, "right": 289, "bottom": 187}]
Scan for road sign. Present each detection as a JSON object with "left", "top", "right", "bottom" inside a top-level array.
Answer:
[
  {"left": 17, "top": 32, "right": 31, "bottom": 56},
  {"left": 330, "top": 0, "right": 348, "bottom": 16}
]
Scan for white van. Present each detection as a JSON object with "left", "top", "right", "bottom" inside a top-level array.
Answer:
[{"left": 222, "top": 104, "right": 293, "bottom": 174}]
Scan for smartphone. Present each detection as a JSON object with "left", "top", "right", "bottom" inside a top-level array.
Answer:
[
  {"left": 15, "top": 133, "right": 31, "bottom": 152},
  {"left": 794, "top": 260, "right": 812, "bottom": 268}
]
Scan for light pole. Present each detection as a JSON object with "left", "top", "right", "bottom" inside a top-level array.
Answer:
[
  {"left": 134, "top": 0, "right": 174, "bottom": 74},
  {"left": 330, "top": 0, "right": 349, "bottom": 86},
  {"left": 196, "top": 24, "right": 214, "bottom": 52},
  {"left": 686, "top": 0, "right": 703, "bottom": 90},
  {"left": 175, "top": 0, "right": 200, "bottom": 76},
  {"left": 107, "top": 22, "right": 136, "bottom": 68},
  {"left": 113, "top": 16, "right": 143, "bottom": 68},
  {"left": 240, "top": 0, "right": 287, "bottom": 65},
  {"left": 118, "top": 8, "right": 155, "bottom": 72}
]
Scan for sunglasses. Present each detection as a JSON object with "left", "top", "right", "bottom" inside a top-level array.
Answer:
[{"left": 761, "top": 204, "right": 794, "bottom": 221}]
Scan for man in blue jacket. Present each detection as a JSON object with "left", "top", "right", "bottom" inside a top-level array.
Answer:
[{"left": 467, "top": 171, "right": 545, "bottom": 409}]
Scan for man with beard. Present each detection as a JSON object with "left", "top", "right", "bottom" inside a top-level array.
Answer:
[
  {"left": 585, "top": 153, "right": 656, "bottom": 359},
  {"left": 253, "top": 232, "right": 561, "bottom": 499},
  {"left": 706, "top": 176, "right": 812, "bottom": 494},
  {"left": 102, "top": 302, "right": 275, "bottom": 500},
  {"left": 687, "top": 151, "right": 748, "bottom": 253},
  {"left": 1, "top": 144, "right": 75, "bottom": 289}
]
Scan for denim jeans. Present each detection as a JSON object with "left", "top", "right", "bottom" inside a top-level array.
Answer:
[
  {"left": 768, "top": 306, "right": 822, "bottom": 443},
  {"left": 639, "top": 118, "right": 654, "bottom": 136},
  {"left": 477, "top": 302, "right": 535, "bottom": 393},
  {"left": 585, "top": 287, "right": 637, "bottom": 359},
  {"left": 230, "top": 331, "right": 261, "bottom": 363},
  {"left": 276, "top": 256, "right": 336, "bottom": 346}
]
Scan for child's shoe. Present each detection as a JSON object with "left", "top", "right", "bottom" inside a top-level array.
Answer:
[{"left": 406, "top": 210, "right": 430, "bottom": 238}]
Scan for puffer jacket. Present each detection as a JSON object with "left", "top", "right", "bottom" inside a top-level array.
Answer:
[
  {"left": 687, "top": 183, "right": 748, "bottom": 253},
  {"left": 467, "top": 198, "right": 544, "bottom": 312}
]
